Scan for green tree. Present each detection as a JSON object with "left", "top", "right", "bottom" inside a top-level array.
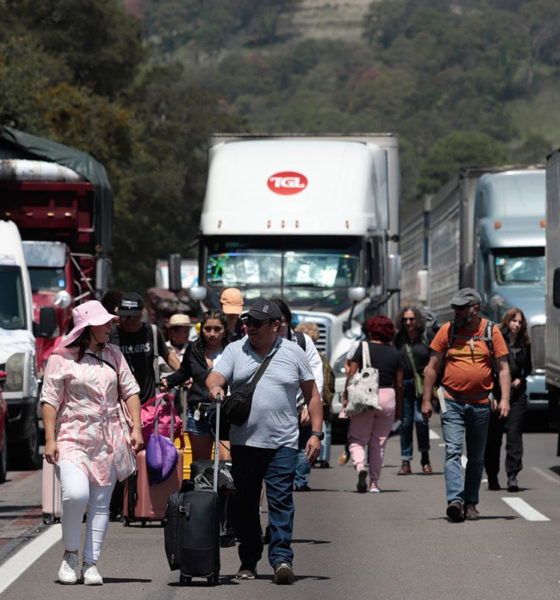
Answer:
[{"left": 418, "top": 131, "right": 511, "bottom": 194}]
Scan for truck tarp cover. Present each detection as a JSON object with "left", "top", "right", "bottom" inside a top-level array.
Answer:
[{"left": 0, "top": 126, "right": 113, "bottom": 254}]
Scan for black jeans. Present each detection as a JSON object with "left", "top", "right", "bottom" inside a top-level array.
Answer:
[{"left": 484, "top": 390, "right": 527, "bottom": 478}]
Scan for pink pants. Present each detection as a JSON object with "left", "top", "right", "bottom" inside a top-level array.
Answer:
[{"left": 348, "top": 387, "right": 396, "bottom": 484}]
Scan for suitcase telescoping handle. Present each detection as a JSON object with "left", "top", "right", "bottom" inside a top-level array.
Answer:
[{"left": 213, "top": 394, "right": 222, "bottom": 494}]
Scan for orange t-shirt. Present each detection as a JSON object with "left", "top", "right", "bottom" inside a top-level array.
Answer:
[{"left": 430, "top": 319, "right": 508, "bottom": 402}]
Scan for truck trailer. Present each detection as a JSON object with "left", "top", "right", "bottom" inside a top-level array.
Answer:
[
  {"left": 401, "top": 165, "right": 547, "bottom": 412},
  {"left": 196, "top": 133, "right": 401, "bottom": 418},
  {"left": 545, "top": 148, "right": 560, "bottom": 443}
]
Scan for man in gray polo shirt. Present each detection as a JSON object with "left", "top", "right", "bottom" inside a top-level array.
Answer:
[{"left": 206, "top": 297, "right": 323, "bottom": 585}]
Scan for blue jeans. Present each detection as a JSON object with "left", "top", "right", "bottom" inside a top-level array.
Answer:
[
  {"left": 400, "top": 379, "right": 430, "bottom": 461},
  {"left": 230, "top": 445, "right": 298, "bottom": 569},
  {"left": 441, "top": 399, "right": 491, "bottom": 506},
  {"left": 294, "top": 425, "right": 312, "bottom": 487}
]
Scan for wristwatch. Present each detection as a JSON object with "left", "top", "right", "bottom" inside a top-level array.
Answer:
[{"left": 311, "top": 430, "right": 325, "bottom": 440}]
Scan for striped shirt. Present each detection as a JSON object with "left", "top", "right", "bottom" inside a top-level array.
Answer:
[{"left": 40, "top": 343, "right": 140, "bottom": 486}]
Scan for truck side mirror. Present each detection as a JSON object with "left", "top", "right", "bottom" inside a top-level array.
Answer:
[
  {"left": 553, "top": 268, "right": 560, "bottom": 308},
  {"left": 189, "top": 286, "right": 207, "bottom": 301},
  {"left": 95, "top": 257, "right": 112, "bottom": 292},
  {"left": 387, "top": 254, "right": 401, "bottom": 292},
  {"left": 169, "top": 254, "right": 183, "bottom": 292},
  {"left": 35, "top": 306, "right": 57, "bottom": 338}
]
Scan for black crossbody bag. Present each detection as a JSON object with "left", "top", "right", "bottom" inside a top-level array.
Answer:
[{"left": 222, "top": 350, "right": 277, "bottom": 426}]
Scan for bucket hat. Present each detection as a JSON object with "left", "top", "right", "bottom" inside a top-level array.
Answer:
[
  {"left": 61, "top": 300, "right": 118, "bottom": 347},
  {"left": 167, "top": 313, "right": 191, "bottom": 327}
]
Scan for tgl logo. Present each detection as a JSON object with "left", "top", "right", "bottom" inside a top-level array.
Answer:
[{"left": 267, "top": 172, "right": 308, "bottom": 195}]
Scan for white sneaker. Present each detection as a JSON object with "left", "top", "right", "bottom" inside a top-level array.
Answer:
[
  {"left": 82, "top": 563, "right": 103, "bottom": 585},
  {"left": 58, "top": 552, "right": 79, "bottom": 584}
]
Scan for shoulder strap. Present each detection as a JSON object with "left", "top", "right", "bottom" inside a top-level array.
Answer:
[
  {"left": 151, "top": 324, "right": 160, "bottom": 384},
  {"left": 247, "top": 348, "right": 278, "bottom": 394},
  {"left": 362, "top": 341, "right": 371, "bottom": 369},
  {"left": 294, "top": 331, "right": 307, "bottom": 351},
  {"left": 404, "top": 343, "right": 419, "bottom": 378}
]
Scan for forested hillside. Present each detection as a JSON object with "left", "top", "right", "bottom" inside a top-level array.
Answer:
[{"left": 1, "top": 0, "right": 559, "bottom": 291}]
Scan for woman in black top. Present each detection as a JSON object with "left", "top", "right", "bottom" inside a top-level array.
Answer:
[
  {"left": 393, "top": 306, "right": 432, "bottom": 476},
  {"left": 343, "top": 316, "right": 403, "bottom": 493},
  {"left": 485, "top": 307, "right": 531, "bottom": 492},
  {"left": 162, "top": 310, "right": 228, "bottom": 462}
]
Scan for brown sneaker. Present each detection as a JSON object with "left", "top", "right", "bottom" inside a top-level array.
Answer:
[
  {"left": 337, "top": 451, "right": 349, "bottom": 465},
  {"left": 422, "top": 463, "right": 433, "bottom": 474},
  {"left": 397, "top": 460, "right": 411, "bottom": 475},
  {"left": 465, "top": 504, "right": 480, "bottom": 521}
]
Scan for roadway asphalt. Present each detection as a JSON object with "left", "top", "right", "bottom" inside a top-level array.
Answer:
[{"left": 1, "top": 417, "right": 559, "bottom": 599}]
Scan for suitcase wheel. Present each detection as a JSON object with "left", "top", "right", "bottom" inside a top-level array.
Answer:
[
  {"left": 43, "top": 514, "right": 53, "bottom": 525},
  {"left": 179, "top": 575, "right": 191, "bottom": 585},
  {"left": 207, "top": 573, "right": 219, "bottom": 585},
  {"left": 141, "top": 519, "right": 147, "bottom": 527},
  {"left": 123, "top": 518, "right": 131, "bottom": 527},
  {"left": 320, "top": 461, "right": 330, "bottom": 469}
]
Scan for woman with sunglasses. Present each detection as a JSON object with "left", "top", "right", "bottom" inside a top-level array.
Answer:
[
  {"left": 393, "top": 306, "right": 433, "bottom": 475},
  {"left": 161, "top": 310, "right": 229, "bottom": 461}
]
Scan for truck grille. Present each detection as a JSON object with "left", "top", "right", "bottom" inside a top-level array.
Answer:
[
  {"left": 531, "top": 325, "right": 545, "bottom": 370},
  {"left": 293, "top": 315, "right": 331, "bottom": 358}
]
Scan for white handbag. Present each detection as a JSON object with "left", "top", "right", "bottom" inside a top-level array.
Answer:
[{"left": 346, "top": 342, "right": 381, "bottom": 415}]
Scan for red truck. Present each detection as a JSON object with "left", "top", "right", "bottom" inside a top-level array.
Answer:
[{"left": 0, "top": 126, "right": 113, "bottom": 374}]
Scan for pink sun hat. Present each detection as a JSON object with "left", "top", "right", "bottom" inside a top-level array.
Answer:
[{"left": 61, "top": 300, "right": 118, "bottom": 347}]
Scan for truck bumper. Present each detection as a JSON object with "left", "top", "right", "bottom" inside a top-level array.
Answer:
[
  {"left": 526, "top": 374, "right": 548, "bottom": 411},
  {"left": 5, "top": 395, "right": 37, "bottom": 445}
]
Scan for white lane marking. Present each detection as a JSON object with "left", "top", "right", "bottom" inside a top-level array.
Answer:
[
  {"left": 429, "top": 429, "right": 440, "bottom": 440},
  {"left": 502, "top": 498, "right": 550, "bottom": 522},
  {"left": 532, "top": 466, "right": 560, "bottom": 485},
  {"left": 0, "top": 524, "right": 62, "bottom": 594}
]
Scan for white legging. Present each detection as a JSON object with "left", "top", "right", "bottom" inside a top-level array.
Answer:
[{"left": 57, "top": 460, "right": 117, "bottom": 564}]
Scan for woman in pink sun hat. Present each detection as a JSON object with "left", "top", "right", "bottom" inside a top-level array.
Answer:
[{"left": 41, "top": 300, "right": 143, "bottom": 586}]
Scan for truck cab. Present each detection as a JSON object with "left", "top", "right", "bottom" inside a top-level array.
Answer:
[
  {"left": 474, "top": 169, "right": 547, "bottom": 410},
  {"left": 198, "top": 135, "right": 401, "bottom": 418}
]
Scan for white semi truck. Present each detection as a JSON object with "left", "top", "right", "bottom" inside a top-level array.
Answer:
[
  {"left": 402, "top": 165, "right": 547, "bottom": 412},
  {"left": 195, "top": 133, "right": 401, "bottom": 418}
]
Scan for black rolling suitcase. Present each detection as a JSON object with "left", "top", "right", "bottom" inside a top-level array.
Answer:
[{"left": 164, "top": 397, "right": 222, "bottom": 585}]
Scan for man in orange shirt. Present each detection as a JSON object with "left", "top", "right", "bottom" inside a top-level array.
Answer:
[{"left": 421, "top": 288, "right": 510, "bottom": 522}]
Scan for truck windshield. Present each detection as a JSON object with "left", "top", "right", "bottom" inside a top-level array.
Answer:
[
  {"left": 0, "top": 265, "right": 27, "bottom": 330},
  {"left": 205, "top": 237, "right": 362, "bottom": 297},
  {"left": 28, "top": 267, "right": 67, "bottom": 293},
  {"left": 493, "top": 248, "right": 545, "bottom": 285}
]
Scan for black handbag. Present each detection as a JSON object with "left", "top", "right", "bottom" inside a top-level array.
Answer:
[{"left": 222, "top": 350, "right": 277, "bottom": 426}]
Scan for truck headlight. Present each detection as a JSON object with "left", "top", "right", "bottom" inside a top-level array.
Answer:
[
  {"left": 333, "top": 352, "right": 349, "bottom": 378},
  {"left": 5, "top": 352, "right": 25, "bottom": 392}
]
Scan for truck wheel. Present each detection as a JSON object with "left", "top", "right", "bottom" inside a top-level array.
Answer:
[{"left": 0, "top": 428, "right": 7, "bottom": 483}]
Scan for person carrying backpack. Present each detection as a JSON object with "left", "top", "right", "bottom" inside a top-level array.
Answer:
[{"left": 421, "top": 288, "right": 510, "bottom": 522}]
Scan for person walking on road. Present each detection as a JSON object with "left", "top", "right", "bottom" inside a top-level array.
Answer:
[
  {"left": 421, "top": 288, "right": 510, "bottom": 522},
  {"left": 41, "top": 301, "right": 143, "bottom": 585},
  {"left": 394, "top": 306, "right": 433, "bottom": 475},
  {"left": 206, "top": 298, "right": 323, "bottom": 584},
  {"left": 271, "top": 297, "right": 323, "bottom": 492},
  {"left": 485, "top": 307, "right": 531, "bottom": 492},
  {"left": 343, "top": 316, "right": 403, "bottom": 493},
  {"left": 161, "top": 310, "right": 230, "bottom": 461}
]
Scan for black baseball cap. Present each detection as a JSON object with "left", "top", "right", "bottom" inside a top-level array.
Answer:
[
  {"left": 118, "top": 292, "right": 144, "bottom": 316},
  {"left": 244, "top": 298, "right": 282, "bottom": 321}
]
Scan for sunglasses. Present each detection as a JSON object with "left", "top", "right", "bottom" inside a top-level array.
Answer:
[
  {"left": 243, "top": 317, "right": 270, "bottom": 328},
  {"left": 403, "top": 317, "right": 416, "bottom": 322}
]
